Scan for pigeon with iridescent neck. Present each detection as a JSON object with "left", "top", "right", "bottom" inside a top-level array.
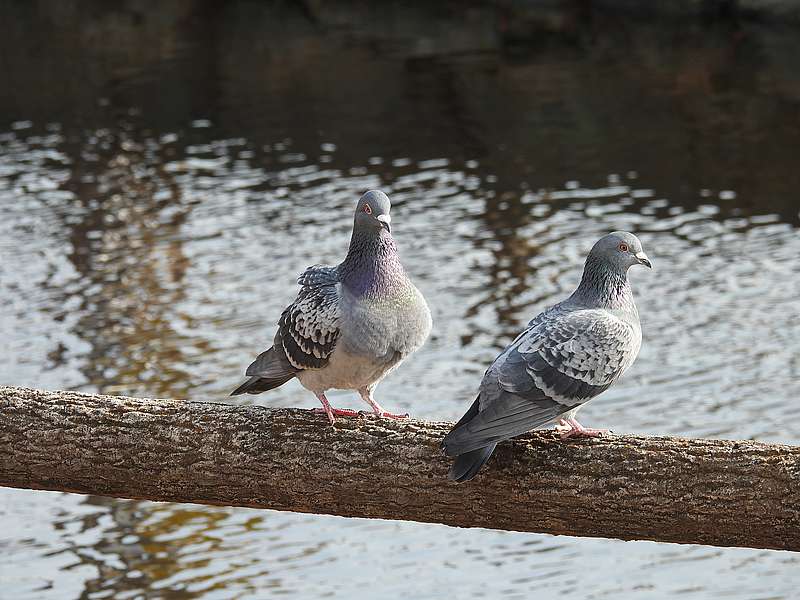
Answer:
[
  {"left": 442, "top": 231, "right": 651, "bottom": 482},
  {"left": 231, "top": 190, "right": 432, "bottom": 425}
]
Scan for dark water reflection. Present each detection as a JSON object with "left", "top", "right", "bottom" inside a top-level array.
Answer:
[{"left": 1, "top": 1, "right": 800, "bottom": 598}]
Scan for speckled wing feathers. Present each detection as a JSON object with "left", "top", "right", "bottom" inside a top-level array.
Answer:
[
  {"left": 500, "top": 309, "right": 637, "bottom": 406},
  {"left": 276, "top": 266, "right": 342, "bottom": 371}
]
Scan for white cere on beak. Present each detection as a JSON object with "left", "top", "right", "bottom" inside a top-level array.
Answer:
[
  {"left": 634, "top": 251, "right": 652, "bottom": 268},
  {"left": 376, "top": 214, "right": 391, "bottom": 225}
]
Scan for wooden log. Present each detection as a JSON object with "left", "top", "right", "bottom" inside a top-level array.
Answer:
[{"left": 0, "top": 386, "right": 798, "bottom": 551}]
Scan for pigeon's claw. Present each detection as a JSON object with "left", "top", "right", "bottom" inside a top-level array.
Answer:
[
  {"left": 313, "top": 394, "right": 360, "bottom": 425},
  {"left": 357, "top": 389, "right": 409, "bottom": 420},
  {"left": 312, "top": 406, "right": 361, "bottom": 421},
  {"left": 557, "top": 417, "right": 610, "bottom": 440}
]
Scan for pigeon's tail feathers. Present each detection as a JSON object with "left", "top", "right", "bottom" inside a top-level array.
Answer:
[
  {"left": 441, "top": 395, "right": 481, "bottom": 456},
  {"left": 449, "top": 444, "right": 497, "bottom": 483},
  {"left": 230, "top": 373, "right": 295, "bottom": 396},
  {"left": 452, "top": 395, "right": 482, "bottom": 430},
  {"left": 231, "top": 346, "right": 298, "bottom": 396},
  {"left": 442, "top": 391, "right": 565, "bottom": 456},
  {"left": 245, "top": 346, "right": 296, "bottom": 378},
  {"left": 444, "top": 396, "right": 495, "bottom": 482}
]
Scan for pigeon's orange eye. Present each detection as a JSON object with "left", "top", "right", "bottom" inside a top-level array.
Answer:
[
  {"left": 618, "top": 243, "right": 629, "bottom": 252},
  {"left": 363, "top": 204, "right": 372, "bottom": 215}
]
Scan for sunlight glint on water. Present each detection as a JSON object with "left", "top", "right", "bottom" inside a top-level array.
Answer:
[{"left": 1, "top": 125, "right": 799, "bottom": 599}]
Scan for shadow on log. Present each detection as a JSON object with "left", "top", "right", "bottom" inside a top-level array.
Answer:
[{"left": 0, "top": 386, "right": 798, "bottom": 551}]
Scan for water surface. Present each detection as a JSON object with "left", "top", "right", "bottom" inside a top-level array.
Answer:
[{"left": 1, "top": 2, "right": 800, "bottom": 599}]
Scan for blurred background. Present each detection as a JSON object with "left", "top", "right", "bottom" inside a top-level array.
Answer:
[{"left": 1, "top": 0, "right": 800, "bottom": 598}]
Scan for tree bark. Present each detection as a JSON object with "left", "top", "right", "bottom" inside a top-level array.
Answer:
[{"left": 0, "top": 386, "right": 798, "bottom": 551}]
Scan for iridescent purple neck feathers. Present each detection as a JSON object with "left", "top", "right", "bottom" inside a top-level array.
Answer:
[{"left": 339, "top": 227, "right": 406, "bottom": 298}]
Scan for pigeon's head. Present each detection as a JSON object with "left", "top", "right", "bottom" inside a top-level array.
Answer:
[
  {"left": 590, "top": 231, "right": 652, "bottom": 271},
  {"left": 354, "top": 190, "right": 392, "bottom": 234}
]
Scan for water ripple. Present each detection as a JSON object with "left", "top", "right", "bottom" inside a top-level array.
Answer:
[{"left": 1, "top": 123, "right": 800, "bottom": 599}]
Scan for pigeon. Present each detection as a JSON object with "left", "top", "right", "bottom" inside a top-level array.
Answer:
[
  {"left": 442, "top": 231, "right": 651, "bottom": 482},
  {"left": 231, "top": 190, "right": 432, "bottom": 425}
]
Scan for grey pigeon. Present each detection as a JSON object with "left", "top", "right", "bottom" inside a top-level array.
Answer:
[
  {"left": 231, "top": 190, "right": 432, "bottom": 425},
  {"left": 442, "top": 231, "right": 651, "bottom": 482}
]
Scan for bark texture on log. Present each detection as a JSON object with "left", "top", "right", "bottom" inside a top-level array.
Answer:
[{"left": 0, "top": 386, "right": 798, "bottom": 551}]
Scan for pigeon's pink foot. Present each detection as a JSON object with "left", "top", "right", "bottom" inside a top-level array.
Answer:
[
  {"left": 313, "top": 393, "right": 360, "bottom": 425},
  {"left": 357, "top": 389, "right": 409, "bottom": 420},
  {"left": 312, "top": 407, "right": 361, "bottom": 423},
  {"left": 556, "top": 417, "right": 609, "bottom": 440}
]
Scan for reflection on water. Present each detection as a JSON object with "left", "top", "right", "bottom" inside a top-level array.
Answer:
[{"left": 2, "top": 1, "right": 800, "bottom": 599}]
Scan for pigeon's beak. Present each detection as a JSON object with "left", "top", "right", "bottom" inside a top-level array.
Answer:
[
  {"left": 635, "top": 252, "right": 652, "bottom": 269},
  {"left": 377, "top": 214, "right": 391, "bottom": 233}
]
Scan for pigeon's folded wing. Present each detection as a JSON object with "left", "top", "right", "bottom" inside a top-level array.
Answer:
[
  {"left": 278, "top": 267, "right": 341, "bottom": 371},
  {"left": 246, "top": 266, "right": 341, "bottom": 376},
  {"left": 499, "top": 309, "right": 638, "bottom": 406}
]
